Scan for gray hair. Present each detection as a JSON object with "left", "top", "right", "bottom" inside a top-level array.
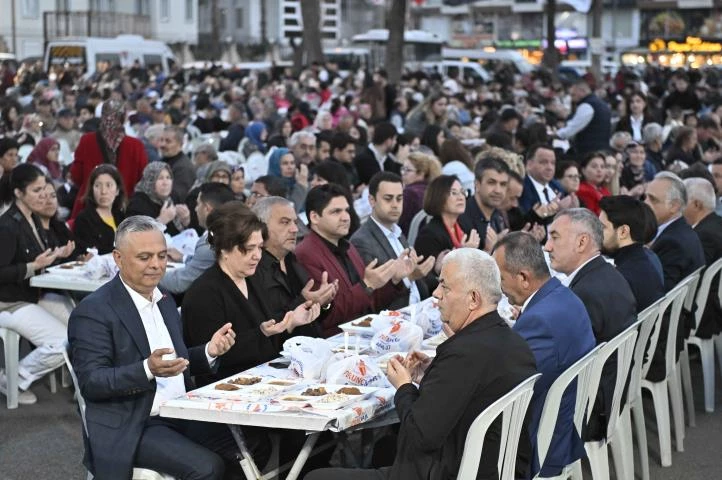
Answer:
[
  {"left": 252, "top": 196, "right": 294, "bottom": 223},
  {"left": 492, "top": 231, "right": 550, "bottom": 279},
  {"left": 683, "top": 177, "right": 716, "bottom": 211},
  {"left": 655, "top": 171, "right": 687, "bottom": 208},
  {"left": 555, "top": 208, "right": 604, "bottom": 250},
  {"left": 193, "top": 143, "right": 218, "bottom": 162},
  {"left": 164, "top": 125, "right": 184, "bottom": 144},
  {"left": 643, "top": 122, "right": 664, "bottom": 145},
  {"left": 145, "top": 123, "right": 165, "bottom": 140},
  {"left": 610, "top": 131, "right": 632, "bottom": 150},
  {"left": 115, "top": 215, "right": 165, "bottom": 248},
  {"left": 288, "top": 130, "right": 316, "bottom": 148},
  {"left": 442, "top": 248, "right": 502, "bottom": 305}
]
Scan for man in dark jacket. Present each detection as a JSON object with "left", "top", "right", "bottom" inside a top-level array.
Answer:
[
  {"left": 557, "top": 79, "right": 611, "bottom": 155},
  {"left": 352, "top": 122, "right": 400, "bottom": 187},
  {"left": 305, "top": 248, "right": 537, "bottom": 480},
  {"left": 160, "top": 125, "right": 196, "bottom": 202}
]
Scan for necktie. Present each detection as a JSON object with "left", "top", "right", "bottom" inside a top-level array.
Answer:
[{"left": 542, "top": 187, "right": 551, "bottom": 204}]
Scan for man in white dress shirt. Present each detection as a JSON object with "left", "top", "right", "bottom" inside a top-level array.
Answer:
[{"left": 68, "top": 215, "right": 264, "bottom": 480}]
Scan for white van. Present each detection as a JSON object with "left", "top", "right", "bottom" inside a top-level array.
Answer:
[
  {"left": 442, "top": 48, "right": 534, "bottom": 76},
  {"left": 44, "top": 35, "right": 176, "bottom": 79},
  {"left": 419, "top": 60, "right": 492, "bottom": 84}
]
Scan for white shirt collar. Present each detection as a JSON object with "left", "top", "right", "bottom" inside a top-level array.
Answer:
[
  {"left": 369, "top": 143, "right": 385, "bottom": 169},
  {"left": 371, "top": 215, "right": 402, "bottom": 239},
  {"left": 560, "top": 254, "right": 599, "bottom": 287},
  {"left": 520, "top": 289, "right": 539, "bottom": 314},
  {"left": 528, "top": 175, "right": 556, "bottom": 204},
  {"left": 654, "top": 215, "right": 680, "bottom": 242},
  {"left": 120, "top": 275, "right": 163, "bottom": 310}
]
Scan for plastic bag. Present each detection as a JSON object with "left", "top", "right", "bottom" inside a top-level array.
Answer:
[
  {"left": 371, "top": 321, "right": 423, "bottom": 353},
  {"left": 325, "top": 354, "right": 391, "bottom": 388},
  {"left": 411, "top": 301, "right": 443, "bottom": 338},
  {"left": 84, "top": 253, "right": 119, "bottom": 280},
  {"left": 370, "top": 310, "right": 406, "bottom": 332},
  {"left": 281, "top": 337, "right": 333, "bottom": 380}
]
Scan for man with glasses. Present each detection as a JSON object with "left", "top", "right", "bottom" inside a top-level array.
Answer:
[{"left": 245, "top": 175, "right": 286, "bottom": 208}]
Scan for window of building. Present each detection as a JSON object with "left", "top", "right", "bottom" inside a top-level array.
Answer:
[
  {"left": 160, "top": 0, "right": 170, "bottom": 21},
  {"left": 135, "top": 0, "right": 150, "bottom": 15},
  {"left": 186, "top": 0, "right": 194, "bottom": 22},
  {"left": 56, "top": 0, "right": 71, "bottom": 11},
  {"left": 22, "top": 0, "right": 39, "bottom": 18},
  {"left": 235, "top": 8, "right": 244, "bottom": 29}
]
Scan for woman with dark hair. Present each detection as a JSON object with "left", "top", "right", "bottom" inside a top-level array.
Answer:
[
  {"left": 27, "top": 137, "right": 62, "bottom": 184},
  {"left": 438, "top": 137, "right": 474, "bottom": 193},
  {"left": 399, "top": 151, "right": 443, "bottom": 234},
  {"left": 664, "top": 126, "right": 700, "bottom": 169},
  {"left": 420, "top": 124, "right": 446, "bottom": 157},
  {"left": 230, "top": 166, "right": 246, "bottom": 201},
  {"left": 267, "top": 147, "right": 308, "bottom": 213},
  {"left": 36, "top": 179, "right": 74, "bottom": 251},
  {"left": 182, "top": 202, "right": 321, "bottom": 385},
  {"left": 413, "top": 175, "right": 480, "bottom": 275},
  {"left": 615, "top": 91, "right": 654, "bottom": 142},
  {"left": 0, "top": 164, "right": 72, "bottom": 405},
  {"left": 576, "top": 151, "right": 611, "bottom": 214},
  {"left": 73, "top": 164, "right": 126, "bottom": 256},
  {"left": 0, "top": 137, "right": 19, "bottom": 214},
  {"left": 267, "top": 118, "right": 293, "bottom": 148},
  {"left": 70, "top": 99, "right": 148, "bottom": 218},
  {"left": 554, "top": 160, "right": 582, "bottom": 208},
  {"left": 126, "top": 162, "right": 190, "bottom": 236},
  {"left": 1, "top": 102, "right": 21, "bottom": 136}
]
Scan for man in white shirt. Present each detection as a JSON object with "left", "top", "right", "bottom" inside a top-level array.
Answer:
[
  {"left": 350, "top": 172, "right": 435, "bottom": 309},
  {"left": 68, "top": 215, "right": 262, "bottom": 480}
]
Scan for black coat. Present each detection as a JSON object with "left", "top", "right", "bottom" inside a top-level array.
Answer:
[
  {"left": 568, "top": 256, "right": 637, "bottom": 440},
  {"left": 413, "top": 216, "right": 455, "bottom": 261},
  {"left": 652, "top": 217, "right": 705, "bottom": 293},
  {"left": 126, "top": 192, "right": 181, "bottom": 236},
  {"left": 352, "top": 146, "right": 401, "bottom": 187},
  {"left": 612, "top": 243, "right": 665, "bottom": 313},
  {"left": 390, "top": 311, "right": 536, "bottom": 480},
  {"left": 693, "top": 213, "right": 722, "bottom": 338},
  {"left": 73, "top": 206, "right": 125, "bottom": 256}
]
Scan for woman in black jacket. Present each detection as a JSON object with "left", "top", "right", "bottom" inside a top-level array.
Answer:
[
  {"left": 73, "top": 164, "right": 125, "bottom": 256},
  {"left": 126, "top": 162, "right": 190, "bottom": 236},
  {"left": 0, "top": 164, "right": 72, "bottom": 404},
  {"left": 181, "top": 202, "right": 320, "bottom": 386}
]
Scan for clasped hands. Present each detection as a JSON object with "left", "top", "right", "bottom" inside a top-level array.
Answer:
[
  {"left": 148, "top": 323, "right": 236, "bottom": 377},
  {"left": 260, "top": 300, "right": 322, "bottom": 337},
  {"left": 364, "top": 248, "right": 435, "bottom": 290},
  {"left": 387, "top": 350, "right": 433, "bottom": 389}
]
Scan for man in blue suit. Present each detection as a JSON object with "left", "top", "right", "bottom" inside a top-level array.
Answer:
[
  {"left": 493, "top": 232, "right": 596, "bottom": 477},
  {"left": 68, "top": 216, "right": 260, "bottom": 480},
  {"left": 518, "top": 144, "right": 567, "bottom": 218}
]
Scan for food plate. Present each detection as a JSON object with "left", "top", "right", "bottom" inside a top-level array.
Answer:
[
  {"left": 422, "top": 331, "right": 448, "bottom": 349},
  {"left": 195, "top": 376, "right": 295, "bottom": 400},
  {"left": 274, "top": 384, "right": 378, "bottom": 410},
  {"left": 339, "top": 314, "right": 378, "bottom": 335}
]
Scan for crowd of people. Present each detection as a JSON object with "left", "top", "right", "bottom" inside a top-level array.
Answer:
[{"left": 2, "top": 55, "right": 722, "bottom": 479}]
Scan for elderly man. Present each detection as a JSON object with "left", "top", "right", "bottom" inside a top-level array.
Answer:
[
  {"left": 599, "top": 196, "right": 665, "bottom": 312},
  {"left": 545, "top": 208, "right": 636, "bottom": 439},
  {"left": 556, "top": 79, "right": 611, "bottom": 155},
  {"left": 493, "top": 232, "right": 595, "bottom": 477},
  {"left": 160, "top": 183, "right": 235, "bottom": 296},
  {"left": 68, "top": 216, "right": 264, "bottom": 480},
  {"left": 251, "top": 196, "right": 338, "bottom": 322},
  {"left": 644, "top": 123, "right": 666, "bottom": 173},
  {"left": 683, "top": 177, "right": 722, "bottom": 338},
  {"left": 288, "top": 131, "right": 317, "bottom": 167},
  {"left": 160, "top": 125, "right": 195, "bottom": 202},
  {"left": 192, "top": 143, "right": 219, "bottom": 185},
  {"left": 305, "top": 248, "right": 537, "bottom": 480},
  {"left": 350, "top": 172, "right": 434, "bottom": 309}
]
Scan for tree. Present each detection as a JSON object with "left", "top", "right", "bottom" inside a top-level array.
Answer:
[
  {"left": 300, "top": 0, "right": 324, "bottom": 65},
  {"left": 386, "top": 0, "right": 408, "bottom": 85}
]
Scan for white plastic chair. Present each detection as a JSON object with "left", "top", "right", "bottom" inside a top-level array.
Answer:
[
  {"left": 685, "top": 260, "right": 722, "bottom": 413},
  {"left": 583, "top": 326, "right": 639, "bottom": 480},
  {"left": 678, "top": 267, "right": 703, "bottom": 427},
  {"left": 0, "top": 326, "right": 21, "bottom": 409},
  {"left": 408, "top": 209, "right": 431, "bottom": 247},
  {"left": 534, "top": 344, "right": 603, "bottom": 479},
  {"left": 640, "top": 280, "right": 691, "bottom": 467},
  {"left": 457, "top": 373, "right": 542, "bottom": 480},
  {"left": 62, "top": 343, "right": 175, "bottom": 480},
  {"left": 614, "top": 299, "right": 663, "bottom": 480}
]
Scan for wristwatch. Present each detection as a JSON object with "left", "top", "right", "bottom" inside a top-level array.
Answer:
[{"left": 362, "top": 281, "right": 374, "bottom": 296}]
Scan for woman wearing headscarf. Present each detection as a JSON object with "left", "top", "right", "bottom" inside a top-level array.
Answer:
[
  {"left": 184, "top": 160, "right": 232, "bottom": 234},
  {"left": 241, "top": 121, "right": 268, "bottom": 159},
  {"left": 126, "top": 162, "right": 190, "bottom": 236},
  {"left": 70, "top": 99, "right": 148, "bottom": 219},
  {"left": 27, "top": 138, "right": 62, "bottom": 184},
  {"left": 267, "top": 148, "right": 308, "bottom": 213}
]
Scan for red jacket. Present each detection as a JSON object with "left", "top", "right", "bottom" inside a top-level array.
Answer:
[
  {"left": 295, "top": 230, "right": 405, "bottom": 337},
  {"left": 70, "top": 132, "right": 148, "bottom": 219},
  {"left": 576, "top": 181, "right": 610, "bottom": 215}
]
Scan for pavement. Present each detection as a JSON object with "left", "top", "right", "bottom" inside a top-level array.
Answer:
[{"left": 1, "top": 358, "right": 722, "bottom": 480}]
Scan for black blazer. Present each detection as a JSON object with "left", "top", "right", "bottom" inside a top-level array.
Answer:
[
  {"left": 614, "top": 114, "right": 654, "bottom": 137},
  {"left": 126, "top": 192, "right": 181, "bottom": 236},
  {"left": 652, "top": 217, "right": 705, "bottom": 292},
  {"left": 73, "top": 206, "right": 125, "bottom": 256},
  {"left": 413, "top": 216, "right": 455, "bottom": 261},
  {"left": 352, "top": 146, "right": 401, "bottom": 186},
  {"left": 693, "top": 213, "right": 722, "bottom": 338},
  {"left": 568, "top": 256, "right": 637, "bottom": 440},
  {"left": 390, "top": 311, "right": 536, "bottom": 480},
  {"left": 0, "top": 204, "right": 47, "bottom": 303},
  {"left": 612, "top": 243, "right": 665, "bottom": 313}
]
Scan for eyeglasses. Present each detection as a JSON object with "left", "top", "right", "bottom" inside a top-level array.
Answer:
[
  {"left": 449, "top": 189, "right": 468, "bottom": 198},
  {"left": 400, "top": 167, "right": 416, "bottom": 174}
]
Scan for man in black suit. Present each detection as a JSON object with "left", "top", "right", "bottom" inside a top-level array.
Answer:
[
  {"left": 599, "top": 196, "right": 665, "bottom": 312},
  {"left": 350, "top": 172, "right": 434, "bottom": 309},
  {"left": 68, "top": 215, "right": 263, "bottom": 480},
  {"left": 683, "top": 177, "right": 722, "bottom": 338},
  {"left": 459, "top": 156, "right": 510, "bottom": 252},
  {"left": 545, "top": 208, "right": 637, "bottom": 440},
  {"left": 352, "top": 122, "right": 400, "bottom": 187},
  {"left": 305, "top": 248, "right": 537, "bottom": 480}
]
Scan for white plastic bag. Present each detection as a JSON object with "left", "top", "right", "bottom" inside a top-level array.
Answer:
[
  {"left": 281, "top": 337, "right": 333, "bottom": 380},
  {"left": 371, "top": 322, "right": 423, "bottom": 353},
  {"left": 412, "top": 301, "right": 443, "bottom": 338},
  {"left": 84, "top": 253, "right": 119, "bottom": 280},
  {"left": 325, "top": 354, "right": 391, "bottom": 388},
  {"left": 370, "top": 310, "right": 406, "bottom": 332},
  {"left": 167, "top": 229, "right": 199, "bottom": 258}
]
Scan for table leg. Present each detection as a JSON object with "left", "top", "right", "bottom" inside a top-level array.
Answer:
[
  {"left": 228, "top": 424, "right": 263, "bottom": 480},
  {"left": 285, "top": 432, "right": 320, "bottom": 480}
]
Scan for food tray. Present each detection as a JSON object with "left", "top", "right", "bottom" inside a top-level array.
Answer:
[
  {"left": 194, "top": 376, "right": 297, "bottom": 400},
  {"left": 339, "top": 314, "right": 378, "bottom": 335},
  {"left": 274, "top": 384, "right": 378, "bottom": 410}
]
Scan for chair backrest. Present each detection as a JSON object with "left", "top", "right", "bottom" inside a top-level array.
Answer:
[
  {"left": 683, "top": 267, "right": 704, "bottom": 313},
  {"left": 583, "top": 327, "right": 638, "bottom": 441},
  {"left": 655, "top": 281, "right": 691, "bottom": 378},
  {"left": 62, "top": 341, "right": 89, "bottom": 435},
  {"left": 536, "top": 344, "right": 602, "bottom": 471},
  {"left": 457, "top": 373, "right": 542, "bottom": 480},
  {"left": 628, "top": 300, "right": 663, "bottom": 404},
  {"left": 691, "top": 258, "right": 722, "bottom": 335},
  {"left": 408, "top": 209, "right": 431, "bottom": 246}
]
